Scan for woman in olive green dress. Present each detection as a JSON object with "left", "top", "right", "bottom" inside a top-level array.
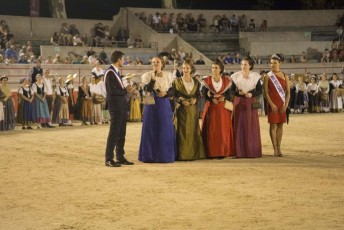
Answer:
[{"left": 172, "top": 59, "right": 205, "bottom": 160}]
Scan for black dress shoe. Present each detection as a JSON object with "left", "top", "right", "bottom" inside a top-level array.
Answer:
[
  {"left": 116, "top": 158, "right": 134, "bottom": 165},
  {"left": 105, "top": 160, "right": 121, "bottom": 167}
]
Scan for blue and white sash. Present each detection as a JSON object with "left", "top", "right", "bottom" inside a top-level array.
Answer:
[
  {"left": 104, "top": 65, "right": 124, "bottom": 89},
  {"left": 268, "top": 71, "right": 285, "bottom": 103}
]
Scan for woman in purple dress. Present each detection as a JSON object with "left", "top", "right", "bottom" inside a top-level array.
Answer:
[
  {"left": 230, "top": 56, "right": 262, "bottom": 158},
  {"left": 138, "top": 56, "right": 176, "bottom": 163}
]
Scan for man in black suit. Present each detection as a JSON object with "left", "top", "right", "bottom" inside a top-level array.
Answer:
[{"left": 104, "top": 51, "right": 134, "bottom": 167}]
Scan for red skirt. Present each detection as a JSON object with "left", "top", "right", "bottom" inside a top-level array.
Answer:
[{"left": 201, "top": 101, "right": 234, "bottom": 157}]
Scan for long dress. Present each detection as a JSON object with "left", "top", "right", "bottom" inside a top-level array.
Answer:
[
  {"left": 52, "top": 86, "right": 69, "bottom": 125},
  {"left": 307, "top": 82, "right": 320, "bottom": 113},
  {"left": 295, "top": 82, "right": 307, "bottom": 113},
  {"left": 231, "top": 71, "right": 262, "bottom": 158},
  {"left": 32, "top": 83, "right": 51, "bottom": 124},
  {"left": 201, "top": 76, "right": 234, "bottom": 158},
  {"left": 317, "top": 80, "right": 330, "bottom": 112},
  {"left": 89, "top": 83, "right": 102, "bottom": 124},
  {"left": 138, "top": 71, "right": 176, "bottom": 163},
  {"left": 267, "top": 71, "right": 287, "bottom": 124},
  {"left": 173, "top": 77, "right": 205, "bottom": 160},
  {"left": 67, "top": 82, "right": 76, "bottom": 120},
  {"left": 77, "top": 84, "right": 92, "bottom": 123},
  {"left": 129, "top": 90, "right": 141, "bottom": 122},
  {"left": 17, "top": 86, "right": 36, "bottom": 125},
  {"left": 329, "top": 80, "right": 343, "bottom": 112},
  {"left": 0, "top": 84, "right": 15, "bottom": 131}
]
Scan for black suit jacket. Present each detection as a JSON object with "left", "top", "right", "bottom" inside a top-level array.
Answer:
[{"left": 104, "top": 64, "right": 127, "bottom": 112}]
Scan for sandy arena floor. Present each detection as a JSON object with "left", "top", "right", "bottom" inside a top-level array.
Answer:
[{"left": 0, "top": 113, "right": 343, "bottom": 230}]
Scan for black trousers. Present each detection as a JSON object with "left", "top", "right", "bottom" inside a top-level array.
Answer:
[{"left": 105, "top": 109, "right": 127, "bottom": 162}]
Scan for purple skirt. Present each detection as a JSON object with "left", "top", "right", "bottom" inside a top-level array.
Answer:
[{"left": 232, "top": 97, "right": 262, "bottom": 158}]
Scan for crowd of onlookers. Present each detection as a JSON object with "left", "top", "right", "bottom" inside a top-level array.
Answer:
[{"left": 135, "top": 11, "right": 268, "bottom": 34}]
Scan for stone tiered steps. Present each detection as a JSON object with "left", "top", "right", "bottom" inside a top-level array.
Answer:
[
  {"left": 180, "top": 32, "right": 240, "bottom": 60},
  {"left": 268, "top": 26, "right": 338, "bottom": 41}
]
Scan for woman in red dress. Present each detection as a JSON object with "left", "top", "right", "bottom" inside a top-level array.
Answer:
[
  {"left": 264, "top": 54, "right": 290, "bottom": 156},
  {"left": 201, "top": 59, "right": 234, "bottom": 158}
]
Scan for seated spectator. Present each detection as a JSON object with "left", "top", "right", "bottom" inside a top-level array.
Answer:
[
  {"left": 233, "top": 53, "right": 241, "bottom": 64},
  {"left": 94, "top": 22, "right": 105, "bottom": 38},
  {"left": 101, "top": 35, "right": 113, "bottom": 47},
  {"left": 248, "top": 19, "right": 255, "bottom": 32},
  {"left": 169, "top": 13, "right": 177, "bottom": 32},
  {"left": 19, "top": 46, "right": 27, "bottom": 58},
  {"left": 338, "top": 49, "right": 344, "bottom": 62},
  {"left": 212, "top": 15, "right": 221, "bottom": 33},
  {"left": 321, "top": 49, "right": 330, "bottom": 62},
  {"left": 230, "top": 15, "right": 238, "bottom": 32},
  {"left": 53, "top": 54, "right": 63, "bottom": 64},
  {"left": 88, "top": 53, "right": 97, "bottom": 65},
  {"left": 160, "top": 12, "right": 170, "bottom": 32},
  {"left": 134, "top": 57, "right": 144, "bottom": 65},
  {"left": 50, "top": 32, "right": 59, "bottom": 46},
  {"left": 28, "top": 55, "right": 36, "bottom": 64},
  {"left": 73, "top": 34, "right": 84, "bottom": 46},
  {"left": 139, "top": 12, "right": 148, "bottom": 24},
  {"left": 86, "top": 46, "right": 96, "bottom": 57},
  {"left": 70, "top": 53, "right": 83, "bottom": 64},
  {"left": 127, "top": 34, "right": 135, "bottom": 48},
  {"left": 152, "top": 12, "right": 161, "bottom": 31},
  {"left": 69, "top": 24, "right": 80, "bottom": 37},
  {"left": 260, "top": 20, "right": 268, "bottom": 32},
  {"left": 176, "top": 13, "right": 187, "bottom": 32},
  {"left": 300, "top": 51, "right": 307, "bottom": 63},
  {"left": 18, "top": 53, "right": 28, "bottom": 64},
  {"left": 124, "top": 56, "right": 134, "bottom": 65},
  {"left": 239, "top": 14, "right": 248, "bottom": 32},
  {"left": 80, "top": 33, "right": 88, "bottom": 46},
  {"left": 5, "top": 45, "right": 17, "bottom": 62},
  {"left": 81, "top": 55, "right": 90, "bottom": 64},
  {"left": 57, "top": 33, "right": 64, "bottom": 46},
  {"left": 220, "top": 14, "right": 230, "bottom": 34},
  {"left": 45, "top": 55, "right": 54, "bottom": 64},
  {"left": 116, "top": 26, "right": 127, "bottom": 42},
  {"left": 290, "top": 55, "right": 297, "bottom": 63},
  {"left": 0, "top": 20, "right": 14, "bottom": 44},
  {"left": 186, "top": 13, "right": 198, "bottom": 32},
  {"left": 223, "top": 53, "right": 233, "bottom": 64},
  {"left": 253, "top": 55, "right": 262, "bottom": 64},
  {"left": 197, "top": 14, "right": 207, "bottom": 32},
  {"left": 135, "top": 35, "right": 143, "bottom": 48},
  {"left": 60, "top": 22, "right": 72, "bottom": 45},
  {"left": 98, "top": 47, "right": 109, "bottom": 64},
  {"left": 195, "top": 55, "right": 205, "bottom": 65},
  {"left": 330, "top": 49, "right": 340, "bottom": 62},
  {"left": 64, "top": 56, "right": 72, "bottom": 64}
]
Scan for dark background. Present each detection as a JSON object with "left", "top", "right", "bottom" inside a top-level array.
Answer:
[{"left": 0, "top": 0, "right": 343, "bottom": 20}]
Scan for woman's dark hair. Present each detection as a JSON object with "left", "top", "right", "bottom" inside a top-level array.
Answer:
[
  {"left": 242, "top": 56, "right": 254, "bottom": 70},
  {"left": 212, "top": 58, "right": 224, "bottom": 74},
  {"left": 111, "top": 51, "right": 125, "bottom": 64},
  {"left": 270, "top": 53, "right": 284, "bottom": 62},
  {"left": 183, "top": 58, "right": 196, "bottom": 74}
]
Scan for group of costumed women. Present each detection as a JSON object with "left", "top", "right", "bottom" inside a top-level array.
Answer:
[{"left": 138, "top": 53, "right": 289, "bottom": 163}]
